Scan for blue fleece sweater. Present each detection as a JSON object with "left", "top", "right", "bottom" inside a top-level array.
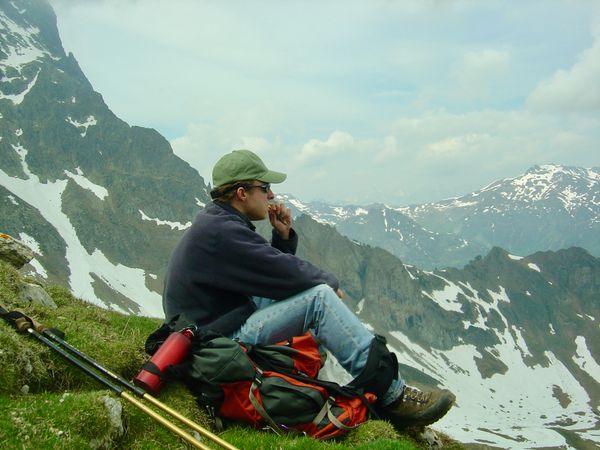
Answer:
[{"left": 162, "top": 202, "right": 339, "bottom": 334}]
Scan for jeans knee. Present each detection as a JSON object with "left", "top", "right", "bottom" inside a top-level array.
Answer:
[{"left": 312, "top": 284, "right": 339, "bottom": 303}]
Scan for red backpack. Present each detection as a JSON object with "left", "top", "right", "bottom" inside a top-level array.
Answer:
[{"left": 181, "top": 331, "right": 377, "bottom": 439}]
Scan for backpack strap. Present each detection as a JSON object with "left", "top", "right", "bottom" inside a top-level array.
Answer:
[
  {"left": 348, "top": 334, "right": 398, "bottom": 400},
  {"left": 143, "top": 323, "right": 172, "bottom": 355},
  {"left": 312, "top": 397, "right": 359, "bottom": 431},
  {"left": 248, "top": 369, "right": 285, "bottom": 435}
]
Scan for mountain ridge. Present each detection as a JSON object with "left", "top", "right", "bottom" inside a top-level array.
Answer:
[
  {"left": 1, "top": 0, "right": 210, "bottom": 316},
  {"left": 399, "top": 164, "right": 600, "bottom": 256},
  {"left": 280, "top": 163, "right": 599, "bottom": 270}
]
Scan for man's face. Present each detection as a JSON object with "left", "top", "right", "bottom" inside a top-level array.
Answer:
[{"left": 242, "top": 182, "right": 274, "bottom": 221}]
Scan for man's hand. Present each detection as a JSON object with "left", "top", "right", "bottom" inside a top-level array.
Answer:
[
  {"left": 336, "top": 288, "right": 345, "bottom": 299},
  {"left": 269, "top": 203, "right": 292, "bottom": 240}
]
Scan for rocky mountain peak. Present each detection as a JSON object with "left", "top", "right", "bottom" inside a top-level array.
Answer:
[
  {"left": 477, "top": 163, "right": 600, "bottom": 210},
  {"left": 0, "top": 0, "right": 64, "bottom": 71},
  {"left": 1, "top": 0, "right": 210, "bottom": 316}
]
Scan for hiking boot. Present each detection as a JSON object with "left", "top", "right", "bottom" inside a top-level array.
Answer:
[{"left": 378, "top": 386, "right": 456, "bottom": 429}]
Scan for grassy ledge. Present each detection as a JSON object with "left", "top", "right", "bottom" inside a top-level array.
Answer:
[{"left": 0, "top": 260, "right": 463, "bottom": 449}]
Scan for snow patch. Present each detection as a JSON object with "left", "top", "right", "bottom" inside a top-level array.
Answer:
[
  {"left": 388, "top": 328, "right": 594, "bottom": 449},
  {"left": 527, "top": 263, "right": 541, "bottom": 272},
  {"left": 573, "top": 336, "right": 600, "bottom": 383},
  {"left": 64, "top": 168, "right": 108, "bottom": 200},
  {"left": 0, "top": 68, "right": 40, "bottom": 105},
  {"left": 139, "top": 210, "right": 191, "bottom": 231},
  {"left": 11, "top": 143, "right": 33, "bottom": 177},
  {"left": 425, "top": 283, "right": 463, "bottom": 312},
  {"left": 89, "top": 249, "right": 163, "bottom": 317},
  {"left": 487, "top": 286, "right": 511, "bottom": 304},
  {"left": 18, "top": 232, "right": 41, "bottom": 255},
  {"left": 287, "top": 198, "right": 309, "bottom": 211},
  {"left": 18, "top": 232, "right": 47, "bottom": 278},
  {"left": 355, "top": 298, "right": 365, "bottom": 314},
  {"left": 65, "top": 116, "right": 97, "bottom": 137},
  {"left": 28, "top": 258, "right": 48, "bottom": 278},
  {"left": 0, "top": 165, "right": 162, "bottom": 318},
  {"left": 404, "top": 265, "right": 417, "bottom": 280}
]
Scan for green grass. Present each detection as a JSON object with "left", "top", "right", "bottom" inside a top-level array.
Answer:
[
  {"left": 0, "top": 390, "right": 118, "bottom": 449},
  {"left": 0, "top": 260, "right": 463, "bottom": 449}
]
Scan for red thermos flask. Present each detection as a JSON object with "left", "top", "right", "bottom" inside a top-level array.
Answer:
[{"left": 134, "top": 328, "right": 194, "bottom": 394}]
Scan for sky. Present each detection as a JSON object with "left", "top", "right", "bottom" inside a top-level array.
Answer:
[{"left": 49, "top": 0, "right": 600, "bottom": 206}]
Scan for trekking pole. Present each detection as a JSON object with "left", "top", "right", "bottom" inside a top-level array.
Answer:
[
  {"left": 25, "top": 326, "right": 212, "bottom": 449},
  {"left": 40, "top": 327, "right": 238, "bottom": 450},
  {"left": 0, "top": 307, "right": 238, "bottom": 450}
]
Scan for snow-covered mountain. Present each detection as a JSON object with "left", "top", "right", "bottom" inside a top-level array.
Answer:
[
  {"left": 278, "top": 195, "right": 487, "bottom": 269},
  {"left": 399, "top": 164, "right": 600, "bottom": 259},
  {"left": 0, "top": 0, "right": 209, "bottom": 317},
  {"left": 278, "top": 164, "right": 599, "bottom": 271},
  {"left": 296, "top": 213, "right": 600, "bottom": 448},
  {"left": 1, "top": 2, "right": 599, "bottom": 449}
]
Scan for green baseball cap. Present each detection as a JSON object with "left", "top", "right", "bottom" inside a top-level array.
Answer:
[{"left": 212, "top": 149, "right": 287, "bottom": 187}]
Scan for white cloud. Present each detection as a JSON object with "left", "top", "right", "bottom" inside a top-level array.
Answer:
[
  {"left": 374, "top": 135, "right": 402, "bottom": 163},
  {"left": 49, "top": 0, "right": 600, "bottom": 206},
  {"left": 296, "top": 131, "right": 355, "bottom": 165},
  {"left": 423, "top": 133, "right": 493, "bottom": 160},
  {"left": 527, "top": 35, "right": 600, "bottom": 111},
  {"left": 451, "top": 48, "right": 511, "bottom": 101}
]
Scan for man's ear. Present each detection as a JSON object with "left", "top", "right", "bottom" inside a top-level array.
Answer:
[{"left": 235, "top": 186, "right": 247, "bottom": 202}]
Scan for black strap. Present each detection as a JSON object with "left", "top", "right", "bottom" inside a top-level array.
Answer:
[
  {"left": 0, "top": 307, "right": 66, "bottom": 339},
  {"left": 142, "top": 360, "right": 164, "bottom": 378},
  {"left": 0, "top": 308, "right": 34, "bottom": 333},
  {"left": 143, "top": 323, "right": 172, "bottom": 355},
  {"left": 348, "top": 334, "right": 398, "bottom": 399}
]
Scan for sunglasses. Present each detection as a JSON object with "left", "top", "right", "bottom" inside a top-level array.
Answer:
[
  {"left": 244, "top": 183, "right": 271, "bottom": 193},
  {"left": 210, "top": 182, "right": 271, "bottom": 199}
]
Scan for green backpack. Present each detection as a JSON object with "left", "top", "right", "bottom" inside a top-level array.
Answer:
[{"left": 183, "top": 331, "right": 377, "bottom": 439}]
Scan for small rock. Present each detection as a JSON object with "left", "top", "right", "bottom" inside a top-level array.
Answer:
[
  {"left": 89, "top": 396, "right": 124, "bottom": 449},
  {"left": 20, "top": 385, "right": 30, "bottom": 394},
  {"left": 421, "top": 427, "right": 443, "bottom": 448},
  {"left": 18, "top": 282, "right": 57, "bottom": 309},
  {"left": 101, "top": 395, "right": 124, "bottom": 437},
  {"left": 191, "top": 431, "right": 202, "bottom": 441},
  {"left": 0, "top": 233, "right": 34, "bottom": 268}
]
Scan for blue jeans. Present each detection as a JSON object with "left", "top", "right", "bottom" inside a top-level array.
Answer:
[{"left": 229, "top": 284, "right": 405, "bottom": 406}]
